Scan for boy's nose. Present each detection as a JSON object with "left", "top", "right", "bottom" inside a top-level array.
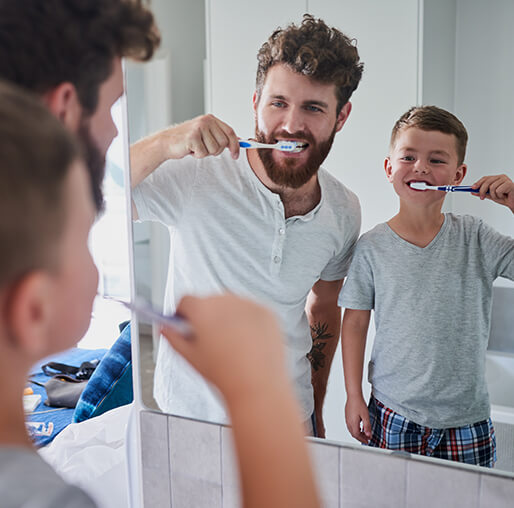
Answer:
[{"left": 413, "top": 160, "right": 429, "bottom": 173}]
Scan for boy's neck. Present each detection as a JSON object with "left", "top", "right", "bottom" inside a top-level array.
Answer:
[
  {"left": 388, "top": 200, "right": 445, "bottom": 248},
  {"left": 0, "top": 351, "right": 34, "bottom": 448}
]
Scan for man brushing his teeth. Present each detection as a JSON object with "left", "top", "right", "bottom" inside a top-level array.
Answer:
[{"left": 131, "top": 14, "right": 363, "bottom": 437}]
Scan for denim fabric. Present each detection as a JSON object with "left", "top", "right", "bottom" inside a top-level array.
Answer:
[{"left": 73, "top": 323, "right": 133, "bottom": 423}]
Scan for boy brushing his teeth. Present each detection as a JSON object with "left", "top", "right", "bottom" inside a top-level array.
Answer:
[{"left": 339, "top": 105, "right": 514, "bottom": 467}]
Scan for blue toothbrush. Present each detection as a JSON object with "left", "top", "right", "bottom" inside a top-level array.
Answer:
[
  {"left": 101, "top": 294, "right": 193, "bottom": 337},
  {"left": 239, "top": 139, "right": 303, "bottom": 152},
  {"left": 409, "top": 182, "right": 485, "bottom": 193}
]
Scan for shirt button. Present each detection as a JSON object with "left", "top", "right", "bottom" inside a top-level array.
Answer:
[
  {"left": 273, "top": 256, "right": 281, "bottom": 264},
  {"left": 279, "top": 228, "right": 285, "bottom": 235}
]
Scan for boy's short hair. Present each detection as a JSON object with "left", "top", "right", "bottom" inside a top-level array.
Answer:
[
  {"left": 390, "top": 106, "right": 468, "bottom": 165},
  {"left": 255, "top": 14, "right": 364, "bottom": 113},
  {"left": 0, "top": 0, "right": 160, "bottom": 116},
  {"left": 0, "top": 81, "right": 82, "bottom": 287}
]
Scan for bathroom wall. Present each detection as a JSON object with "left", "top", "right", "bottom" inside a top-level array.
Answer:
[{"left": 140, "top": 409, "right": 514, "bottom": 508}]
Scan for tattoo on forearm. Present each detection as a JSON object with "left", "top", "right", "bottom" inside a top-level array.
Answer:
[{"left": 307, "top": 322, "right": 334, "bottom": 372}]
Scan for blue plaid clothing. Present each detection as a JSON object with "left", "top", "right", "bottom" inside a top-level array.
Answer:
[{"left": 368, "top": 395, "right": 497, "bottom": 467}]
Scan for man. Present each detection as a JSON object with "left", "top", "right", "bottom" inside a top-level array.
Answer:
[
  {"left": 132, "top": 15, "right": 363, "bottom": 437},
  {"left": 0, "top": 0, "right": 160, "bottom": 211}
]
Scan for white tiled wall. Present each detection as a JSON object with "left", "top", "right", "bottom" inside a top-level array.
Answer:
[{"left": 140, "top": 410, "right": 514, "bottom": 507}]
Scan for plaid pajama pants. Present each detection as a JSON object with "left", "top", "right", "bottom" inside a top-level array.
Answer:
[{"left": 368, "top": 395, "right": 497, "bottom": 467}]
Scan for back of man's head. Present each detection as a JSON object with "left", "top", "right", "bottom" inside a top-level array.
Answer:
[
  {"left": 255, "top": 14, "right": 364, "bottom": 114},
  {"left": 0, "top": 0, "right": 160, "bottom": 211},
  {"left": 0, "top": 0, "right": 159, "bottom": 115},
  {"left": 0, "top": 81, "right": 81, "bottom": 288}
]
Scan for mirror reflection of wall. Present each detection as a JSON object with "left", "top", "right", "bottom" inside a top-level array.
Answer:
[
  {"left": 128, "top": 0, "right": 514, "bottom": 474},
  {"left": 80, "top": 98, "right": 131, "bottom": 350}
]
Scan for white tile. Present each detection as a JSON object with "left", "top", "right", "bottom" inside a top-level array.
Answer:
[
  {"left": 341, "top": 446, "right": 407, "bottom": 508},
  {"left": 140, "top": 411, "right": 171, "bottom": 508},
  {"left": 169, "top": 417, "right": 222, "bottom": 508},
  {"left": 308, "top": 439, "right": 340, "bottom": 508},
  {"left": 479, "top": 473, "right": 514, "bottom": 508},
  {"left": 221, "top": 426, "right": 242, "bottom": 508},
  {"left": 407, "top": 459, "right": 480, "bottom": 508}
]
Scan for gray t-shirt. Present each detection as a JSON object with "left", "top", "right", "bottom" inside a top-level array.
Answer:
[
  {"left": 339, "top": 213, "right": 514, "bottom": 428},
  {"left": 0, "top": 447, "right": 96, "bottom": 508},
  {"left": 134, "top": 150, "right": 361, "bottom": 422}
]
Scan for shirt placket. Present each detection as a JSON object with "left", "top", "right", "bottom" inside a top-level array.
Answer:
[{"left": 270, "top": 196, "right": 286, "bottom": 275}]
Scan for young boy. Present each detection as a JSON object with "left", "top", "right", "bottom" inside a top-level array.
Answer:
[
  {"left": 339, "top": 105, "right": 514, "bottom": 467},
  {"left": 0, "top": 82, "right": 320, "bottom": 508},
  {"left": 0, "top": 83, "right": 99, "bottom": 506}
]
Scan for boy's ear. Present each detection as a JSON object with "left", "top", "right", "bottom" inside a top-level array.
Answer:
[
  {"left": 453, "top": 164, "right": 467, "bottom": 185},
  {"left": 5, "top": 272, "right": 54, "bottom": 359},
  {"left": 384, "top": 157, "right": 394, "bottom": 182},
  {"left": 42, "top": 82, "right": 82, "bottom": 133},
  {"left": 335, "top": 102, "right": 352, "bottom": 133}
]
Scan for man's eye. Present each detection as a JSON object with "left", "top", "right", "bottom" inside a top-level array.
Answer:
[
  {"left": 271, "top": 101, "right": 285, "bottom": 108},
  {"left": 305, "top": 105, "right": 322, "bottom": 112}
]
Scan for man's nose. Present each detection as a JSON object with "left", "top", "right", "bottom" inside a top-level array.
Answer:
[{"left": 282, "top": 107, "right": 304, "bottom": 134}]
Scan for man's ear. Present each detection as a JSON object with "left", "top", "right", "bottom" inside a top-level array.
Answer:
[
  {"left": 335, "top": 102, "right": 352, "bottom": 132},
  {"left": 5, "top": 272, "right": 54, "bottom": 359},
  {"left": 42, "top": 83, "right": 82, "bottom": 132},
  {"left": 252, "top": 91, "right": 258, "bottom": 118},
  {"left": 384, "top": 157, "right": 394, "bottom": 182},
  {"left": 453, "top": 163, "right": 467, "bottom": 185}
]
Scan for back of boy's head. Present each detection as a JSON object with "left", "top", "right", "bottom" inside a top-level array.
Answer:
[
  {"left": 390, "top": 106, "right": 468, "bottom": 165},
  {"left": 0, "top": 81, "right": 82, "bottom": 288}
]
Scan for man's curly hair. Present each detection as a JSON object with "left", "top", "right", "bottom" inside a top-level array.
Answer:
[{"left": 256, "top": 14, "right": 364, "bottom": 113}]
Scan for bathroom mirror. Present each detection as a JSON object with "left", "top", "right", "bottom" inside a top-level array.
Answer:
[{"left": 127, "top": 0, "right": 514, "bottom": 475}]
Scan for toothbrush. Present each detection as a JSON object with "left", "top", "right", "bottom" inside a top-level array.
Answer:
[
  {"left": 409, "top": 182, "right": 485, "bottom": 193},
  {"left": 239, "top": 139, "right": 302, "bottom": 152},
  {"left": 100, "top": 294, "right": 193, "bottom": 337}
]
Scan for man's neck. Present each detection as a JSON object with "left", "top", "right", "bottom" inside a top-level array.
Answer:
[{"left": 247, "top": 150, "right": 321, "bottom": 218}]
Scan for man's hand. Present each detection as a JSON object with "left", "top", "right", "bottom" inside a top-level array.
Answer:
[
  {"left": 472, "top": 174, "right": 514, "bottom": 213},
  {"left": 165, "top": 114, "right": 240, "bottom": 161},
  {"left": 345, "top": 394, "right": 372, "bottom": 444},
  {"left": 130, "top": 114, "right": 240, "bottom": 188}
]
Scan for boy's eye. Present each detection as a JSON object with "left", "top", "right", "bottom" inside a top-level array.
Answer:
[
  {"left": 401, "top": 155, "right": 415, "bottom": 162},
  {"left": 430, "top": 159, "right": 446, "bottom": 164}
]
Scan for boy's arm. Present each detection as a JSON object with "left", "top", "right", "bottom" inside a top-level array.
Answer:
[
  {"left": 306, "top": 278, "right": 344, "bottom": 438},
  {"left": 472, "top": 174, "right": 514, "bottom": 213},
  {"left": 129, "top": 114, "right": 240, "bottom": 188},
  {"left": 341, "top": 308, "right": 372, "bottom": 444},
  {"left": 161, "top": 294, "right": 320, "bottom": 508}
]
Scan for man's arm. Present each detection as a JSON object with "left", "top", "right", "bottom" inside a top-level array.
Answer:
[
  {"left": 129, "top": 114, "right": 240, "bottom": 188},
  {"left": 341, "top": 308, "right": 372, "bottom": 444},
  {"left": 305, "top": 278, "right": 344, "bottom": 438}
]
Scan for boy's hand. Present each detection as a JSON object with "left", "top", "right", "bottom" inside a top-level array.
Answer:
[
  {"left": 160, "top": 294, "right": 286, "bottom": 405},
  {"left": 345, "top": 394, "right": 372, "bottom": 444},
  {"left": 472, "top": 174, "right": 514, "bottom": 213}
]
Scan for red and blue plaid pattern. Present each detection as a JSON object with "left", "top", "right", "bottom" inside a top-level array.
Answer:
[{"left": 367, "top": 395, "right": 496, "bottom": 467}]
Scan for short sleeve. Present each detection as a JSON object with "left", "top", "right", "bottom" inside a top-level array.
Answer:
[
  {"left": 320, "top": 194, "right": 362, "bottom": 281},
  {"left": 478, "top": 219, "right": 514, "bottom": 281},
  {"left": 337, "top": 238, "right": 375, "bottom": 310},
  {"left": 132, "top": 156, "right": 199, "bottom": 227}
]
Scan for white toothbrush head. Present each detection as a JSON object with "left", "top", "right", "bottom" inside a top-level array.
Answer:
[
  {"left": 409, "top": 182, "right": 429, "bottom": 190},
  {"left": 275, "top": 140, "right": 299, "bottom": 152}
]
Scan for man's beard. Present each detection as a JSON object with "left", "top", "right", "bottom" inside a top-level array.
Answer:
[
  {"left": 255, "top": 124, "right": 337, "bottom": 189},
  {"left": 78, "top": 118, "right": 106, "bottom": 213}
]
